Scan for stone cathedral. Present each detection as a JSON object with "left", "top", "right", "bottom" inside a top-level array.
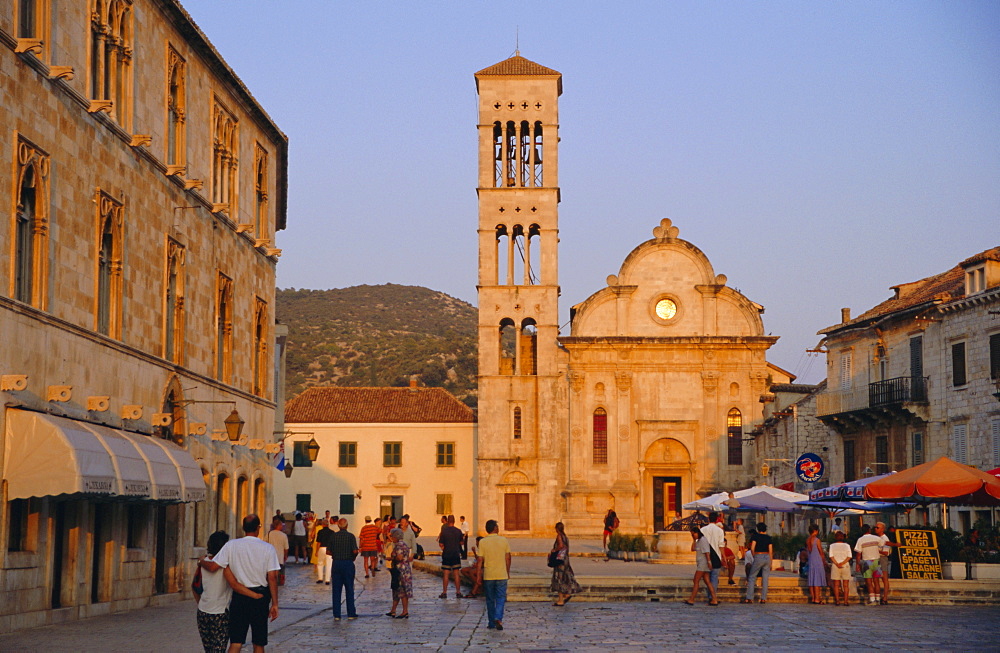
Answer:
[{"left": 475, "top": 55, "right": 789, "bottom": 536}]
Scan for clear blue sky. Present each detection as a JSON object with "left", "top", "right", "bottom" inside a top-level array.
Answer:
[{"left": 183, "top": 1, "right": 999, "bottom": 383}]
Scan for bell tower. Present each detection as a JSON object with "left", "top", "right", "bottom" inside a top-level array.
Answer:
[{"left": 475, "top": 55, "right": 564, "bottom": 535}]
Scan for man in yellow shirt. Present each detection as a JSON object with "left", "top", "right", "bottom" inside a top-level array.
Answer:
[{"left": 476, "top": 519, "right": 511, "bottom": 630}]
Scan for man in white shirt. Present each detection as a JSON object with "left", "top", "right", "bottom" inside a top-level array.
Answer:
[
  {"left": 459, "top": 515, "right": 471, "bottom": 559},
  {"left": 854, "top": 524, "right": 882, "bottom": 605},
  {"left": 700, "top": 511, "right": 725, "bottom": 601},
  {"left": 201, "top": 514, "right": 281, "bottom": 652},
  {"left": 265, "top": 517, "right": 289, "bottom": 585}
]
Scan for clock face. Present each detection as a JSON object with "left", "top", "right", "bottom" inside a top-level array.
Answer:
[{"left": 655, "top": 298, "right": 677, "bottom": 320}]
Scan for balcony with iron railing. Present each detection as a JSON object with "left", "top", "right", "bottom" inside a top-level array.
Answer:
[{"left": 817, "top": 376, "right": 926, "bottom": 418}]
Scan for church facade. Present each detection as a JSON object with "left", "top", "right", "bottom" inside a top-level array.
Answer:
[{"left": 475, "top": 56, "right": 787, "bottom": 536}]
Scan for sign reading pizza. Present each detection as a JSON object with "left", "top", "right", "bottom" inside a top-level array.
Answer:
[
  {"left": 896, "top": 529, "right": 942, "bottom": 580},
  {"left": 795, "top": 453, "right": 824, "bottom": 483}
]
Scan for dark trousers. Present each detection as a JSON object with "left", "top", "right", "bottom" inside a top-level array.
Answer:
[
  {"left": 229, "top": 587, "right": 270, "bottom": 647},
  {"left": 461, "top": 534, "right": 469, "bottom": 559},
  {"left": 331, "top": 559, "right": 356, "bottom": 618}
]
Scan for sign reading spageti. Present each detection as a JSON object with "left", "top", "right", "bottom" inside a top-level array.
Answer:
[{"left": 896, "top": 529, "right": 942, "bottom": 580}]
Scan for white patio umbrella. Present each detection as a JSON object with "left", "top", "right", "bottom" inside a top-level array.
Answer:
[{"left": 682, "top": 485, "right": 808, "bottom": 512}]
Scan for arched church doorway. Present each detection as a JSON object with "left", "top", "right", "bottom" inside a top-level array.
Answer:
[{"left": 641, "top": 438, "right": 691, "bottom": 532}]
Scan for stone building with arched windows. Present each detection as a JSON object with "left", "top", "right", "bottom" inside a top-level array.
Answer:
[
  {"left": 0, "top": 2, "right": 287, "bottom": 632},
  {"left": 474, "top": 55, "right": 788, "bottom": 536}
]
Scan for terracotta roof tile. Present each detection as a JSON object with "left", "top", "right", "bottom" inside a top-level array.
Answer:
[
  {"left": 285, "top": 387, "right": 475, "bottom": 424},
  {"left": 820, "top": 246, "right": 1000, "bottom": 334},
  {"left": 476, "top": 55, "right": 561, "bottom": 77}
]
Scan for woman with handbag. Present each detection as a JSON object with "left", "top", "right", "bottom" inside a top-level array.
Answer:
[{"left": 549, "top": 522, "right": 581, "bottom": 606}]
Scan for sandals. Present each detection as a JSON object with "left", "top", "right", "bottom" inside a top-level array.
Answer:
[
  {"left": 683, "top": 600, "right": 695, "bottom": 606},
  {"left": 394, "top": 613, "right": 409, "bottom": 619},
  {"left": 708, "top": 601, "right": 720, "bottom": 606},
  {"left": 385, "top": 612, "right": 396, "bottom": 617},
  {"left": 438, "top": 593, "right": 447, "bottom": 599},
  {"left": 740, "top": 598, "right": 752, "bottom": 604}
]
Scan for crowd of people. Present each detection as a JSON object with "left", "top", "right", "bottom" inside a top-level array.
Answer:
[{"left": 681, "top": 511, "right": 907, "bottom": 607}]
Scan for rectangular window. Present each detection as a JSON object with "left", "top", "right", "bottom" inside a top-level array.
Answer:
[
  {"left": 339, "top": 494, "right": 355, "bottom": 515},
  {"left": 952, "top": 423, "right": 968, "bottom": 465},
  {"left": 126, "top": 504, "right": 147, "bottom": 549},
  {"left": 436, "top": 494, "right": 452, "bottom": 515},
  {"left": 990, "top": 334, "right": 1000, "bottom": 380},
  {"left": 166, "top": 46, "right": 186, "bottom": 169},
  {"left": 13, "top": 135, "right": 49, "bottom": 309},
  {"left": 16, "top": 0, "right": 49, "bottom": 58},
  {"left": 163, "top": 239, "right": 185, "bottom": 363},
  {"left": 912, "top": 432, "right": 924, "bottom": 467},
  {"left": 875, "top": 436, "right": 889, "bottom": 474},
  {"left": 292, "top": 441, "right": 313, "bottom": 468},
  {"left": 383, "top": 442, "right": 402, "bottom": 467},
  {"left": 952, "top": 342, "right": 967, "bottom": 387},
  {"left": 7, "top": 499, "right": 28, "bottom": 552},
  {"left": 252, "top": 298, "right": 268, "bottom": 396},
  {"left": 216, "top": 273, "right": 233, "bottom": 382},
  {"left": 910, "top": 336, "right": 925, "bottom": 400},
  {"left": 211, "top": 98, "right": 239, "bottom": 215},
  {"left": 992, "top": 418, "right": 1000, "bottom": 468},
  {"left": 513, "top": 406, "right": 522, "bottom": 439},
  {"left": 844, "top": 440, "right": 856, "bottom": 482},
  {"left": 727, "top": 409, "right": 743, "bottom": 466},
  {"left": 295, "top": 493, "right": 311, "bottom": 513},
  {"left": 593, "top": 408, "right": 608, "bottom": 464},
  {"left": 436, "top": 442, "right": 455, "bottom": 467},
  {"left": 840, "top": 350, "right": 853, "bottom": 390},
  {"left": 254, "top": 143, "right": 269, "bottom": 240},
  {"left": 95, "top": 191, "right": 124, "bottom": 337},
  {"left": 338, "top": 442, "right": 357, "bottom": 467}
]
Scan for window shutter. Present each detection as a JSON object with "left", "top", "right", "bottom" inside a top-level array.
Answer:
[
  {"left": 840, "top": 351, "right": 852, "bottom": 390},
  {"left": 990, "top": 334, "right": 1000, "bottom": 380},
  {"left": 952, "top": 424, "right": 968, "bottom": 465},
  {"left": 992, "top": 418, "right": 1000, "bottom": 467},
  {"left": 952, "top": 343, "right": 967, "bottom": 387}
]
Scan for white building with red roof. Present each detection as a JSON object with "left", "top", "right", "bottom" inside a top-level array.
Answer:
[{"left": 276, "top": 384, "right": 476, "bottom": 528}]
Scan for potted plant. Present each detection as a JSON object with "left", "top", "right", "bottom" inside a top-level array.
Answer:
[
  {"left": 607, "top": 531, "right": 623, "bottom": 560},
  {"left": 633, "top": 534, "right": 649, "bottom": 561}
]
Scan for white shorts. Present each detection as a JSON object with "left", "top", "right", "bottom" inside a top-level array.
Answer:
[{"left": 830, "top": 563, "right": 852, "bottom": 581}]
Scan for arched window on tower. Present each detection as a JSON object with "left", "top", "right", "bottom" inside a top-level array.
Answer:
[
  {"left": 593, "top": 408, "right": 608, "bottom": 464},
  {"left": 532, "top": 122, "right": 543, "bottom": 186},
  {"left": 505, "top": 121, "right": 517, "bottom": 187},
  {"left": 511, "top": 224, "right": 525, "bottom": 285},
  {"left": 727, "top": 408, "right": 743, "bottom": 466},
  {"left": 14, "top": 136, "right": 48, "bottom": 308},
  {"left": 495, "top": 224, "right": 509, "bottom": 285},
  {"left": 513, "top": 406, "right": 522, "bottom": 439},
  {"left": 519, "top": 121, "right": 531, "bottom": 187},
  {"left": 526, "top": 224, "right": 540, "bottom": 285},
  {"left": 493, "top": 122, "right": 503, "bottom": 187},
  {"left": 499, "top": 319, "right": 516, "bottom": 375},
  {"left": 520, "top": 319, "right": 537, "bottom": 375}
]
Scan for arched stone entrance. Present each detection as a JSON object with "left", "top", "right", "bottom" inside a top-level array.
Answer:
[{"left": 640, "top": 438, "right": 692, "bottom": 533}]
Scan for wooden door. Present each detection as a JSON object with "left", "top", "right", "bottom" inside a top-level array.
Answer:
[
  {"left": 653, "top": 477, "right": 681, "bottom": 532},
  {"left": 504, "top": 493, "right": 529, "bottom": 531}
]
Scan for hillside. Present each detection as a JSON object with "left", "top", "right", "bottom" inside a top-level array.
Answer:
[{"left": 276, "top": 285, "right": 478, "bottom": 406}]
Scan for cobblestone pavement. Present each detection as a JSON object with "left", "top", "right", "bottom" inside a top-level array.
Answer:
[{"left": 1, "top": 561, "right": 998, "bottom": 652}]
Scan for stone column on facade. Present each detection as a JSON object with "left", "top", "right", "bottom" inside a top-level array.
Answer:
[{"left": 701, "top": 369, "right": 720, "bottom": 494}]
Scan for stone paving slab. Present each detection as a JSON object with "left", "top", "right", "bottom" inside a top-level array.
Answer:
[{"left": 1, "top": 561, "right": 999, "bottom": 651}]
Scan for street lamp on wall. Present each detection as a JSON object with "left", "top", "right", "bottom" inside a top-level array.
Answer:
[
  {"left": 224, "top": 409, "right": 245, "bottom": 442},
  {"left": 305, "top": 437, "right": 321, "bottom": 462},
  {"left": 284, "top": 462, "right": 293, "bottom": 478},
  {"left": 177, "top": 399, "right": 244, "bottom": 444}
]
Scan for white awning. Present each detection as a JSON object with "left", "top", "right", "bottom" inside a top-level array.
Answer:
[
  {"left": 120, "top": 431, "right": 183, "bottom": 502},
  {"left": 3, "top": 409, "right": 205, "bottom": 503},
  {"left": 144, "top": 435, "right": 207, "bottom": 503},
  {"left": 82, "top": 422, "right": 153, "bottom": 497}
]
